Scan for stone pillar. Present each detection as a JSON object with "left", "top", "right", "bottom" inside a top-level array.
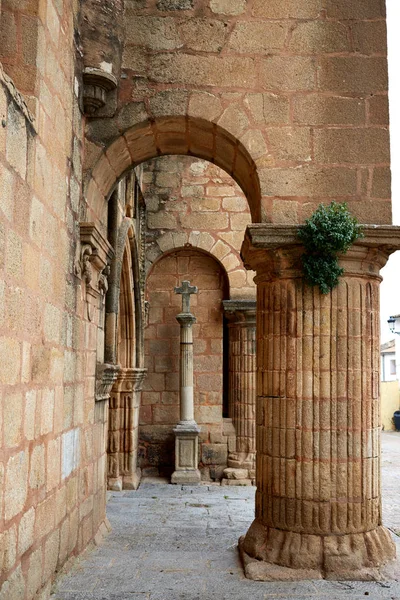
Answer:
[
  {"left": 222, "top": 300, "right": 256, "bottom": 486},
  {"left": 239, "top": 224, "right": 400, "bottom": 581},
  {"left": 108, "top": 367, "right": 147, "bottom": 491},
  {"left": 171, "top": 281, "right": 201, "bottom": 485}
]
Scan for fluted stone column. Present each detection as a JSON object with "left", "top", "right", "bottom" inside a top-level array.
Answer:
[
  {"left": 223, "top": 300, "right": 256, "bottom": 485},
  {"left": 108, "top": 367, "right": 147, "bottom": 491},
  {"left": 239, "top": 224, "right": 400, "bottom": 581}
]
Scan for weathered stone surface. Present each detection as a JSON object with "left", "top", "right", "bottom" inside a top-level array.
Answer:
[
  {"left": 210, "top": 0, "right": 246, "bottom": 15},
  {"left": 202, "top": 443, "right": 228, "bottom": 465}
]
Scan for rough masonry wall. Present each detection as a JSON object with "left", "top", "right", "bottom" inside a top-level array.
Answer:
[
  {"left": 0, "top": 1, "right": 110, "bottom": 598},
  {"left": 139, "top": 155, "right": 255, "bottom": 298},
  {"left": 85, "top": 0, "right": 390, "bottom": 228}
]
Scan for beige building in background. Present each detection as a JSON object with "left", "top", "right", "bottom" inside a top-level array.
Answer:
[{"left": 1, "top": 0, "right": 400, "bottom": 597}]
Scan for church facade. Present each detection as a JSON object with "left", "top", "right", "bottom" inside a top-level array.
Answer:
[{"left": 0, "top": 0, "right": 399, "bottom": 597}]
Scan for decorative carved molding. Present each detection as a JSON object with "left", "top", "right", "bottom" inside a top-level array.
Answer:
[
  {"left": 95, "top": 363, "right": 120, "bottom": 402},
  {"left": 82, "top": 68, "right": 117, "bottom": 115},
  {"left": 75, "top": 223, "right": 114, "bottom": 321}
]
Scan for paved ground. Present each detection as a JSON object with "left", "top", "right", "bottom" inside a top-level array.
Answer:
[{"left": 52, "top": 432, "right": 400, "bottom": 600}]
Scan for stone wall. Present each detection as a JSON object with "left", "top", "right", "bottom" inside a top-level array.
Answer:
[
  {"left": 139, "top": 155, "right": 255, "bottom": 298},
  {"left": 85, "top": 0, "right": 390, "bottom": 228},
  {"left": 0, "top": 1, "right": 113, "bottom": 597}
]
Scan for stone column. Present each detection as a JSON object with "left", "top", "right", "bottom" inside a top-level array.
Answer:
[
  {"left": 222, "top": 300, "right": 256, "bottom": 485},
  {"left": 171, "top": 281, "right": 201, "bottom": 485},
  {"left": 239, "top": 224, "right": 400, "bottom": 581},
  {"left": 108, "top": 367, "right": 147, "bottom": 491}
]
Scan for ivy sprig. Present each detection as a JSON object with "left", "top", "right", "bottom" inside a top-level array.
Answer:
[{"left": 297, "top": 202, "right": 363, "bottom": 294}]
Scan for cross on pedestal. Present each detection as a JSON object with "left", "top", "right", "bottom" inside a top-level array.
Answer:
[{"left": 174, "top": 280, "right": 198, "bottom": 314}]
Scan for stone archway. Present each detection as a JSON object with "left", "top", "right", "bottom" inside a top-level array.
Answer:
[
  {"left": 141, "top": 246, "right": 230, "bottom": 480},
  {"left": 107, "top": 226, "right": 147, "bottom": 491},
  {"left": 83, "top": 116, "right": 262, "bottom": 228}
]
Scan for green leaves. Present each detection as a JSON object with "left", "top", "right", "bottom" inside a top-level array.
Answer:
[{"left": 297, "top": 202, "right": 363, "bottom": 294}]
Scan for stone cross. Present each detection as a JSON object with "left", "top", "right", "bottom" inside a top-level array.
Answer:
[{"left": 174, "top": 280, "right": 198, "bottom": 314}]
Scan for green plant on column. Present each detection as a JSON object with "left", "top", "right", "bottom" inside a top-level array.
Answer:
[{"left": 298, "top": 202, "right": 364, "bottom": 294}]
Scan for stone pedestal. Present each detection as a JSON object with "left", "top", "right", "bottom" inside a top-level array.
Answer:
[
  {"left": 239, "top": 224, "right": 400, "bottom": 581},
  {"left": 171, "top": 311, "right": 201, "bottom": 485},
  {"left": 108, "top": 367, "right": 147, "bottom": 491},
  {"left": 222, "top": 300, "right": 256, "bottom": 485}
]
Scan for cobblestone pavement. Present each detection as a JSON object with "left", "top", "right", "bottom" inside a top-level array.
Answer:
[{"left": 52, "top": 432, "right": 400, "bottom": 600}]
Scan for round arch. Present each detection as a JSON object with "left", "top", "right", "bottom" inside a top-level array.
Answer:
[{"left": 85, "top": 116, "right": 262, "bottom": 227}]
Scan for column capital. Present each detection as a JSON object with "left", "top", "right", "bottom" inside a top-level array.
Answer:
[
  {"left": 114, "top": 367, "right": 147, "bottom": 392},
  {"left": 95, "top": 363, "right": 120, "bottom": 402},
  {"left": 176, "top": 312, "right": 196, "bottom": 326},
  {"left": 223, "top": 300, "right": 256, "bottom": 325},
  {"left": 241, "top": 224, "right": 400, "bottom": 280}
]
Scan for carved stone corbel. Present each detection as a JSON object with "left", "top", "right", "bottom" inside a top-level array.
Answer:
[
  {"left": 95, "top": 363, "right": 120, "bottom": 402},
  {"left": 75, "top": 223, "right": 114, "bottom": 321}
]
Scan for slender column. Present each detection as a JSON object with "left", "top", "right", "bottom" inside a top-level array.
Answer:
[
  {"left": 239, "top": 224, "right": 400, "bottom": 581},
  {"left": 222, "top": 300, "right": 256, "bottom": 484},
  {"left": 171, "top": 281, "right": 201, "bottom": 485},
  {"left": 108, "top": 367, "right": 147, "bottom": 491}
]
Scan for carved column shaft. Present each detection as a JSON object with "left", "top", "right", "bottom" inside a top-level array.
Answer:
[
  {"left": 108, "top": 367, "right": 147, "bottom": 491},
  {"left": 178, "top": 313, "right": 196, "bottom": 423},
  {"left": 240, "top": 225, "right": 400, "bottom": 581},
  {"left": 223, "top": 300, "right": 256, "bottom": 473}
]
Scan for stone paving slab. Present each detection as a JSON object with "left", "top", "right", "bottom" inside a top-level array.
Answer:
[{"left": 52, "top": 432, "right": 400, "bottom": 600}]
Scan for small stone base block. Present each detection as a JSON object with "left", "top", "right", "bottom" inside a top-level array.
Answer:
[
  {"left": 123, "top": 468, "right": 141, "bottom": 490},
  {"left": 239, "top": 520, "right": 397, "bottom": 581},
  {"left": 221, "top": 478, "right": 253, "bottom": 487},
  {"left": 171, "top": 469, "right": 201, "bottom": 485},
  {"left": 222, "top": 467, "right": 255, "bottom": 486}
]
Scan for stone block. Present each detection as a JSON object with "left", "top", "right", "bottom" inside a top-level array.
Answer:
[
  {"left": 372, "top": 167, "right": 391, "bottom": 198},
  {"left": 62, "top": 428, "right": 80, "bottom": 480},
  {"left": 189, "top": 92, "right": 222, "bottom": 121},
  {"left": 18, "top": 507, "right": 35, "bottom": 556},
  {"left": 6, "top": 102, "right": 28, "bottom": 180},
  {"left": 352, "top": 21, "right": 387, "bottom": 55},
  {"left": 2, "top": 524, "right": 17, "bottom": 572},
  {"left": 260, "top": 56, "right": 316, "bottom": 91},
  {"left": 209, "top": 465, "right": 226, "bottom": 480},
  {"left": 29, "top": 443, "right": 45, "bottom": 490},
  {"left": 229, "top": 22, "right": 287, "bottom": 53},
  {"left": 210, "top": 0, "right": 246, "bottom": 15},
  {"left": 223, "top": 467, "right": 249, "bottom": 480},
  {"left": 149, "top": 54, "right": 257, "bottom": 88},
  {"left": 4, "top": 390, "right": 23, "bottom": 448},
  {"left": 368, "top": 95, "right": 389, "bottom": 126},
  {"left": 202, "top": 443, "right": 228, "bottom": 465},
  {"left": 293, "top": 95, "right": 365, "bottom": 126},
  {"left": 259, "top": 166, "right": 357, "bottom": 197},
  {"left": 252, "top": 0, "right": 323, "bottom": 18},
  {"left": 221, "top": 478, "right": 252, "bottom": 486},
  {"left": 289, "top": 21, "right": 349, "bottom": 53},
  {"left": 314, "top": 128, "right": 389, "bottom": 164},
  {"left": 157, "top": 0, "right": 193, "bottom": 9},
  {"left": 5, "top": 451, "right": 28, "bottom": 521},
  {"left": 26, "top": 547, "right": 43, "bottom": 599},
  {"left": 42, "top": 529, "right": 60, "bottom": 585},
  {"left": 179, "top": 18, "right": 228, "bottom": 53},
  {"left": 318, "top": 57, "right": 388, "bottom": 94}
]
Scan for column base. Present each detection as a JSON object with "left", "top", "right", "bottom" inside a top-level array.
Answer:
[
  {"left": 171, "top": 469, "right": 202, "bottom": 485},
  {"left": 123, "top": 468, "right": 142, "bottom": 490},
  {"left": 171, "top": 421, "right": 201, "bottom": 485},
  {"left": 227, "top": 452, "right": 255, "bottom": 471},
  {"left": 239, "top": 520, "right": 396, "bottom": 581},
  {"left": 107, "top": 477, "right": 122, "bottom": 492}
]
